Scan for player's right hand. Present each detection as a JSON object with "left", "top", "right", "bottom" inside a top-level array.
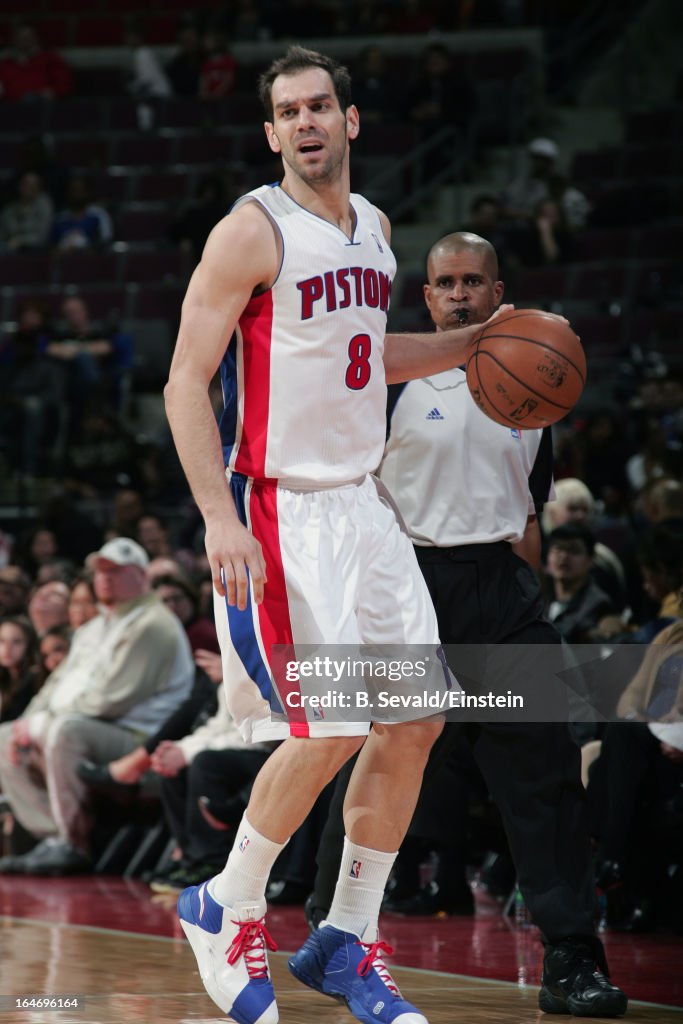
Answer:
[{"left": 204, "top": 519, "right": 267, "bottom": 610}]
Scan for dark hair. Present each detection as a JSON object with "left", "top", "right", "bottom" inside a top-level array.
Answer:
[
  {"left": 637, "top": 526, "right": 683, "bottom": 577},
  {"left": 547, "top": 523, "right": 596, "bottom": 556},
  {"left": 151, "top": 574, "right": 198, "bottom": 612},
  {"left": 470, "top": 193, "right": 501, "bottom": 213},
  {"left": 258, "top": 46, "right": 352, "bottom": 121},
  {"left": 0, "top": 615, "right": 39, "bottom": 691}
]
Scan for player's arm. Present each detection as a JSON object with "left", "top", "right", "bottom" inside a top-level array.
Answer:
[
  {"left": 384, "top": 309, "right": 514, "bottom": 384},
  {"left": 164, "top": 204, "right": 279, "bottom": 609}
]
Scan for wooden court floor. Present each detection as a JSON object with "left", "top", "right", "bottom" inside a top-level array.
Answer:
[{"left": 0, "top": 916, "right": 680, "bottom": 1024}]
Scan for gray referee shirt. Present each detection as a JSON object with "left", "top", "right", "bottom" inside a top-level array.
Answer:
[{"left": 378, "top": 367, "right": 551, "bottom": 548}]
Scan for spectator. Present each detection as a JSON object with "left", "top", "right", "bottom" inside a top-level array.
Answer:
[
  {"left": 38, "top": 623, "right": 71, "bottom": 680},
  {"left": 146, "top": 556, "right": 186, "bottom": 583},
  {"left": 125, "top": 27, "right": 172, "bottom": 100},
  {"left": 0, "top": 24, "right": 73, "bottom": 102},
  {"left": 151, "top": 574, "right": 219, "bottom": 654},
  {"left": 232, "top": 0, "right": 266, "bottom": 42},
  {"left": 10, "top": 135, "right": 69, "bottom": 209},
  {"left": 67, "top": 576, "right": 99, "bottom": 631},
  {"left": 511, "top": 197, "right": 574, "bottom": 266},
  {"left": 108, "top": 488, "right": 145, "bottom": 540},
  {"left": 0, "top": 537, "right": 194, "bottom": 875},
  {"left": 63, "top": 407, "right": 142, "bottom": 497},
  {"left": 0, "top": 171, "right": 53, "bottom": 251},
  {"left": 0, "top": 567, "right": 31, "bottom": 618},
  {"left": 46, "top": 295, "right": 132, "bottom": 419},
  {"left": 542, "top": 477, "right": 628, "bottom": 611},
  {"left": 166, "top": 24, "right": 202, "bottom": 96},
  {"left": 51, "top": 176, "right": 113, "bottom": 251},
  {"left": 16, "top": 526, "right": 60, "bottom": 578},
  {"left": 641, "top": 477, "right": 683, "bottom": 532},
  {"left": 408, "top": 43, "right": 475, "bottom": 138},
  {"left": 78, "top": 642, "right": 223, "bottom": 791},
  {"left": 587, "top": 605, "right": 683, "bottom": 931},
  {"left": 351, "top": 46, "right": 398, "bottom": 121},
  {"left": 501, "top": 137, "right": 589, "bottom": 229},
  {"left": 0, "top": 299, "right": 65, "bottom": 477},
  {"left": 460, "top": 194, "right": 512, "bottom": 269},
  {"left": 199, "top": 31, "right": 237, "bottom": 100},
  {"left": 35, "top": 559, "right": 77, "bottom": 587},
  {"left": 148, "top": 688, "right": 271, "bottom": 892},
  {"left": 0, "top": 616, "right": 40, "bottom": 722},
  {"left": 27, "top": 581, "right": 70, "bottom": 637},
  {"left": 544, "top": 523, "right": 615, "bottom": 641},
  {"left": 168, "top": 174, "right": 230, "bottom": 262},
  {"left": 136, "top": 514, "right": 173, "bottom": 561}
]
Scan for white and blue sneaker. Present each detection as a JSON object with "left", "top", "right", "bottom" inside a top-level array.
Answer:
[
  {"left": 288, "top": 922, "right": 428, "bottom": 1024},
  {"left": 177, "top": 881, "right": 278, "bottom": 1024}
]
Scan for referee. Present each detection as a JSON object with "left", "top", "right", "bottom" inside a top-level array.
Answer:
[{"left": 307, "top": 233, "right": 627, "bottom": 1018}]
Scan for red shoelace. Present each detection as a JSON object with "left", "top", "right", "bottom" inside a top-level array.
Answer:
[
  {"left": 227, "top": 919, "right": 278, "bottom": 979},
  {"left": 357, "top": 940, "right": 401, "bottom": 996}
]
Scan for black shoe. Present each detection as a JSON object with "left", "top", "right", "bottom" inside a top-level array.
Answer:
[
  {"left": 539, "top": 940, "right": 628, "bottom": 1017},
  {"left": 304, "top": 893, "right": 327, "bottom": 931},
  {"left": 384, "top": 879, "right": 475, "bottom": 917},
  {"left": 76, "top": 759, "right": 139, "bottom": 793},
  {"left": 20, "top": 838, "right": 92, "bottom": 877},
  {"left": 149, "top": 862, "right": 218, "bottom": 894}
]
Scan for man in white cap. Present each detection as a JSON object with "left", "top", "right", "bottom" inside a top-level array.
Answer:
[
  {"left": 502, "top": 136, "right": 590, "bottom": 230},
  {"left": 0, "top": 537, "right": 194, "bottom": 875}
]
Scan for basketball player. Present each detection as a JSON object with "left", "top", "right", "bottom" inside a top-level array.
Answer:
[
  {"left": 307, "top": 233, "right": 628, "bottom": 1018},
  {"left": 164, "top": 50, "right": 513, "bottom": 1024}
]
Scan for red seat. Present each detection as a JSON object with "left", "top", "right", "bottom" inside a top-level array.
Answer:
[
  {"left": 117, "top": 207, "right": 170, "bottom": 243},
  {"left": 53, "top": 251, "right": 120, "bottom": 286},
  {"left": 514, "top": 267, "right": 569, "bottom": 304},
  {"left": 53, "top": 137, "right": 110, "bottom": 167},
  {"left": 571, "top": 228, "right": 636, "bottom": 261},
  {"left": 0, "top": 254, "right": 52, "bottom": 287},
  {"left": 135, "top": 171, "right": 190, "bottom": 202},
  {"left": 174, "top": 134, "right": 236, "bottom": 164},
  {"left": 123, "top": 249, "right": 187, "bottom": 283},
  {"left": 570, "top": 265, "right": 629, "bottom": 303},
  {"left": 115, "top": 136, "right": 173, "bottom": 165},
  {"left": 132, "top": 284, "right": 184, "bottom": 320}
]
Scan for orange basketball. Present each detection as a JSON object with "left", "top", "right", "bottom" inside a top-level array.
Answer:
[{"left": 465, "top": 309, "right": 587, "bottom": 429}]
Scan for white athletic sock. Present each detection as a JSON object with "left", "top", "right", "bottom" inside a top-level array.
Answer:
[
  {"left": 210, "top": 813, "right": 286, "bottom": 917},
  {"left": 325, "top": 837, "right": 397, "bottom": 939}
]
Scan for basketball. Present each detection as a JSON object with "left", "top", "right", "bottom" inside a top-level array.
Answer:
[{"left": 466, "top": 309, "right": 587, "bottom": 429}]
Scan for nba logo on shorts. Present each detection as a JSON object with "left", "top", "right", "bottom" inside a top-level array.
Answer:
[
  {"left": 239, "top": 835, "right": 250, "bottom": 853},
  {"left": 350, "top": 859, "right": 362, "bottom": 879}
]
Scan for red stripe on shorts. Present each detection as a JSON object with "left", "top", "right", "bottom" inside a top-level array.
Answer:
[
  {"left": 234, "top": 290, "right": 273, "bottom": 480},
  {"left": 248, "top": 484, "right": 309, "bottom": 737}
]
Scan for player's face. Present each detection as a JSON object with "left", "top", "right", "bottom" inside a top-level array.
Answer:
[
  {"left": 424, "top": 249, "right": 503, "bottom": 332},
  {"left": 265, "top": 68, "right": 359, "bottom": 186}
]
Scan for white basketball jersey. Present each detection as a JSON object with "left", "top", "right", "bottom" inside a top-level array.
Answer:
[{"left": 218, "top": 184, "right": 397, "bottom": 487}]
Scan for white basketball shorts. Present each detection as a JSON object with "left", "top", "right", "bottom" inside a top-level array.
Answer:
[{"left": 214, "top": 473, "right": 441, "bottom": 742}]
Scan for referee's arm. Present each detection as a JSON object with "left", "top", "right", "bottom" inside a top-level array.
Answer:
[{"left": 512, "top": 427, "right": 554, "bottom": 569}]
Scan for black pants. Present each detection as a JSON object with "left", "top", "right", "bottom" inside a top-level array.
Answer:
[
  {"left": 312, "top": 541, "right": 599, "bottom": 948},
  {"left": 160, "top": 747, "right": 269, "bottom": 866}
]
